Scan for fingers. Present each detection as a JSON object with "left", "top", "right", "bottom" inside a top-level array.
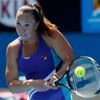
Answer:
[
  {"left": 49, "top": 74, "right": 59, "bottom": 86},
  {"left": 46, "top": 74, "right": 59, "bottom": 90}
]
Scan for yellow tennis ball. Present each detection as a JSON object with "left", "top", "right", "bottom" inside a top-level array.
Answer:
[{"left": 74, "top": 66, "right": 86, "bottom": 78}]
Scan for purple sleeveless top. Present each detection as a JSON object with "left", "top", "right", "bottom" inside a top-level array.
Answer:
[
  {"left": 17, "top": 35, "right": 66, "bottom": 100},
  {"left": 17, "top": 35, "right": 55, "bottom": 80}
]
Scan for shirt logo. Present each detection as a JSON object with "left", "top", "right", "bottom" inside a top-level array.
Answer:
[{"left": 41, "top": 55, "right": 47, "bottom": 60}]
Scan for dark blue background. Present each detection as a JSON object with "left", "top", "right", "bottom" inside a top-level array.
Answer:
[{"left": 0, "top": 32, "right": 100, "bottom": 88}]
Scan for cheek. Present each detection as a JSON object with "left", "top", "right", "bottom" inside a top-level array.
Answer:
[
  {"left": 16, "top": 28, "right": 23, "bottom": 34},
  {"left": 16, "top": 26, "right": 20, "bottom": 32},
  {"left": 26, "top": 27, "right": 33, "bottom": 32},
  {"left": 28, "top": 26, "right": 36, "bottom": 32},
  {"left": 16, "top": 25, "right": 21, "bottom": 31}
]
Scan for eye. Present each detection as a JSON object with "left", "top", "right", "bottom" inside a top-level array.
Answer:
[
  {"left": 16, "top": 22, "right": 21, "bottom": 26},
  {"left": 25, "top": 23, "right": 30, "bottom": 27}
]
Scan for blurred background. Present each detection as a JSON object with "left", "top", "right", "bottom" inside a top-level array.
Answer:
[{"left": 0, "top": 0, "right": 100, "bottom": 100}]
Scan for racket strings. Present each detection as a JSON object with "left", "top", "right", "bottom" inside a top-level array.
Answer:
[{"left": 68, "top": 57, "right": 100, "bottom": 97}]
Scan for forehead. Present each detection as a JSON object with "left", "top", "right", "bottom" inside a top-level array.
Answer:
[
  {"left": 16, "top": 12, "right": 36, "bottom": 23},
  {"left": 16, "top": 6, "right": 35, "bottom": 21}
]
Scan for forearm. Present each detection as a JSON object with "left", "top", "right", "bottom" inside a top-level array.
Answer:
[
  {"left": 56, "top": 62, "right": 69, "bottom": 78},
  {"left": 8, "top": 79, "right": 51, "bottom": 93},
  {"left": 56, "top": 52, "right": 74, "bottom": 78},
  {"left": 8, "top": 79, "right": 33, "bottom": 93},
  {"left": 56, "top": 59, "right": 73, "bottom": 78}
]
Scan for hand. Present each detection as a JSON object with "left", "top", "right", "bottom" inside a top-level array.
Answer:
[
  {"left": 47, "top": 73, "right": 59, "bottom": 89},
  {"left": 30, "top": 79, "right": 52, "bottom": 92}
]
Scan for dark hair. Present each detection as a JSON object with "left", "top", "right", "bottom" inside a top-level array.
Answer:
[{"left": 19, "top": 3, "right": 57, "bottom": 36}]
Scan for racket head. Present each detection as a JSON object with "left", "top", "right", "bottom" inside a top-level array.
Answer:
[{"left": 67, "top": 56, "right": 100, "bottom": 98}]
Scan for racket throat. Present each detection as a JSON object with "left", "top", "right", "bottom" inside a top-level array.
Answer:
[
  {"left": 57, "top": 82, "right": 73, "bottom": 92},
  {"left": 95, "top": 88, "right": 100, "bottom": 94},
  {"left": 54, "top": 81, "right": 59, "bottom": 86}
]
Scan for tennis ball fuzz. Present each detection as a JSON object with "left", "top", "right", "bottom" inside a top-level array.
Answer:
[{"left": 74, "top": 66, "right": 86, "bottom": 78}]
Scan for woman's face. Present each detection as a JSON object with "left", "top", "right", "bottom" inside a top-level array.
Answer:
[{"left": 16, "top": 10, "right": 38, "bottom": 41}]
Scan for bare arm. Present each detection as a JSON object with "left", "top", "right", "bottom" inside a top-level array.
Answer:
[
  {"left": 5, "top": 43, "right": 34, "bottom": 93},
  {"left": 5, "top": 42, "right": 50, "bottom": 93},
  {"left": 51, "top": 29, "right": 74, "bottom": 78}
]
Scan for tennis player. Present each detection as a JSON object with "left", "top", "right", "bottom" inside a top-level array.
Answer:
[{"left": 5, "top": 3, "right": 74, "bottom": 100}]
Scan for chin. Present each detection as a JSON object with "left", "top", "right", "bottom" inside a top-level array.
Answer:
[{"left": 20, "top": 36, "right": 30, "bottom": 40}]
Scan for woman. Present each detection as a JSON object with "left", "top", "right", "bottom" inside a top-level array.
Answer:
[{"left": 5, "top": 3, "right": 74, "bottom": 100}]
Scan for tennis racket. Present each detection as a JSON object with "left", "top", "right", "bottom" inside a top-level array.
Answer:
[{"left": 53, "top": 56, "right": 100, "bottom": 98}]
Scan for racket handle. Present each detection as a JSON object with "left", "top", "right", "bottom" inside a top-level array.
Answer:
[
  {"left": 51, "top": 73, "right": 59, "bottom": 87},
  {"left": 53, "top": 80, "right": 59, "bottom": 86}
]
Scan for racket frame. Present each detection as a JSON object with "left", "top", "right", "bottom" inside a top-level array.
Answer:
[{"left": 54, "top": 56, "right": 100, "bottom": 95}]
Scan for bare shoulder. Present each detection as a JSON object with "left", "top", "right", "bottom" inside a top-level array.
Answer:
[
  {"left": 43, "top": 28, "right": 69, "bottom": 47},
  {"left": 42, "top": 28, "right": 65, "bottom": 47},
  {"left": 44, "top": 28, "right": 74, "bottom": 61},
  {"left": 8, "top": 38, "right": 20, "bottom": 47},
  {"left": 6, "top": 39, "right": 20, "bottom": 84},
  {"left": 6, "top": 38, "right": 20, "bottom": 58}
]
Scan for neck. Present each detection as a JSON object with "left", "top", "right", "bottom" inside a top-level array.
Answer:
[{"left": 23, "top": 32, "right": 39, "bottom": 45}]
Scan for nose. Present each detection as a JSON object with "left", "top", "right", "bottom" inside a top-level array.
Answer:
[
  {"left": 22, "top": 25, "right": 26, "bottom": 31},
  {"left": 19, "top": 26, "right": 26, "bottom": 35}
]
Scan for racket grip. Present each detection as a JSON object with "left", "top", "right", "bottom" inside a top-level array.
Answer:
[
  {"left": 53, "top": 80, "right": 59, "bottom": 87},
  {"left": 52, "top": 73, "right": 59, "bottom": 87}
]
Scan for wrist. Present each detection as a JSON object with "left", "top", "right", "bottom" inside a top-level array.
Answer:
[
  {"left": 29, "top": 79, "right": 35, "bottom": 88},
  {"left": 23, "top": 79, "right": 34, "bottom": 88}
]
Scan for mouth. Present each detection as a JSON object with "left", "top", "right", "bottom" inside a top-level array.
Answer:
[
  {"left": 19, "top": 34, "right": 31, "bottom": 40},
  {"left": 20, "top": 34, "right": 27, "bottom": 37},
  {"left": 17, "top": 32, "right": 31, "bottom": 40}
]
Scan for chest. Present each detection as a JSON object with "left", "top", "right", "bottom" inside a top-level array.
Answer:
[
  {"left": 17, "top": 37, "right": 55, "bottom": 77},
  {"left": 22, "top": 43, "right": 38, "bottom": 57}
]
